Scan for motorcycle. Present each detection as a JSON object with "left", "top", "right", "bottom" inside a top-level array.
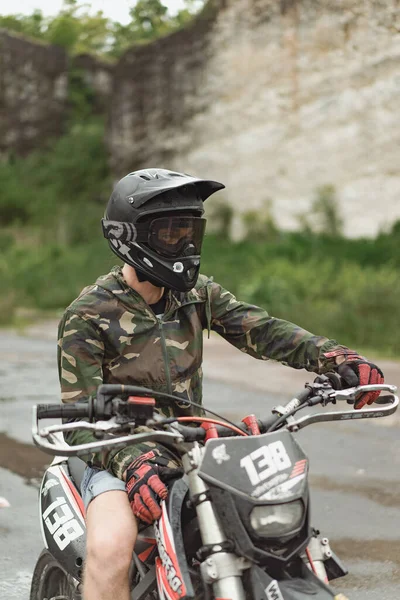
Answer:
[{"left": 30, "top": 375, "right": 398, "bottom": 600}]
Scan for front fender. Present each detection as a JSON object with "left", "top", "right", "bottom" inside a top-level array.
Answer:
[{"left": 248, "top": 563, "right": 347, "bottom": 599}]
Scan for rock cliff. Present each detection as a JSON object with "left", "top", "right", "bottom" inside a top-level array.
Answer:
[
  {"left": 0, "top": 29, "right": 68, "bottom": 158},
  {"left": 0, "top": 31, "right": 112, "bottom": 160},
  {"left": 1, "top": 2, "right": 399, "bottom": 237},
  {"left": 108, "top": 0, "right": 400, "bottom": 237}
]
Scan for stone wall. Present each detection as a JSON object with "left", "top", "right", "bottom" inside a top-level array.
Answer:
[
  {"left": 0, "top": 30, "right": 68, "bottom": 158},
  {"left": 72, "top": 53, "right": 113, "bottom": 114},
  {"left": 108, "top": 0, "right": 400, "bottom": 237},
  {"left": 108, "top": 3, "right": 220, "bottom": 172},
  {"left": 0, "top": 31, "right": 112, "bottom": 160}
]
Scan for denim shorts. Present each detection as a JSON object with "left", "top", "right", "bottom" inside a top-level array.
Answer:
[{"left": 81, "top": 466, "right": 126, "bottom": 510}]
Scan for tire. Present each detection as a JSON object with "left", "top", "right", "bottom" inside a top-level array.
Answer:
[{"left": 30, "top": 549, "right": 79, "bottom": 600}]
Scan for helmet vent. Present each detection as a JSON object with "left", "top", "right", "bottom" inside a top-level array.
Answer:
[{"left": 140, "top": 175, "right": 151, "bottom": 181}]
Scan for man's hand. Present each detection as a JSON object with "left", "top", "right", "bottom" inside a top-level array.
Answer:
[
  {"left": 125, "top": 451, "right": 176, "bottom": 524},
  {"left": 323, "top": 349, "right": 384, "bottom": 409}
]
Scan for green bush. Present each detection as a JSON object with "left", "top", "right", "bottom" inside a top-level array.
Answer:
[
  {"left": 200, "top": 233, "right": 400, "bottom": 357},
  {"left": 0, "top": 117, "right": 110, "bottom": 244},
  {"left": 3, "top": 232, "right": 399, "bottom": 356},
  {"left": 298, "top": 184, "right": 344, "bottom": 237},
  {"left": 4, "top": 241, "right": 115, "bottom": 311}
]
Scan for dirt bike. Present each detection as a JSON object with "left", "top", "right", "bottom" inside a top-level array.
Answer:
[{"left": 30, "top": 375, "right": 398, "bottom": 600}]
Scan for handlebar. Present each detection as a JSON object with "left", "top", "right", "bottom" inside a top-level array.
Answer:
[
  {"left": 37, "top": 403, "right": 92, "bottom": 421},
  {"left": 32, "top": 380, "right": 399, "bottom": 457}
]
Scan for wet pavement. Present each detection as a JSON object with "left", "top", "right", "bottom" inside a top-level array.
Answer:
[{"left": 0, "top": 325, "right": 400, "bottom": 599}]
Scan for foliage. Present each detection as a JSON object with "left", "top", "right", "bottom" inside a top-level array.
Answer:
[
  {"left": 0, "top": 0, "right": 206, "bottom": 57},
  {"left": 2, "top": 216, "right": 400, "bottom": 355},
  {"left": 242, "top": 200, "right": 280, "bottom": 242},
  {"left": 0, "top": 117, "right": 110, "bottom": 243},
  {"left": 0, "top": 9, "right": 47, "bottom": 39},
  {"left": 205, "top": 197, "right": 234, "bottom": 239},
  {"left": 298, "top": 184, "right": 344, "bottom": 237},
  {"left": 200, "top": 233, "right": 400, "bottom": 356}
]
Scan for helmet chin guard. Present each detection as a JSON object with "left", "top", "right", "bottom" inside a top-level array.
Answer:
[
  {"left": 103, "top": 168, "right": 225, "bottom": 292},
  {"left": 108, "top": 237, "right": 201, "bottom": 292}
]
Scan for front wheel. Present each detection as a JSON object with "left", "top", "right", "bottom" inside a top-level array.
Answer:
[{"left": 30, "top": 549, "right": 79, "bottom": 600}]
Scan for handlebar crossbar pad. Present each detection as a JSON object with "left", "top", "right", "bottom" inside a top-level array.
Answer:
[{"left": 36, "top": 404, "right": 90, "bottom": 420}]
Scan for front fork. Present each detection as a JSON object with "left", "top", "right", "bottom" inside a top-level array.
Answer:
[
  {"left": 302, "top": 534, "right": 331, "bottom": 584},
  {"left": 182, "top": 443, "right": 249, "bottom": 600}
]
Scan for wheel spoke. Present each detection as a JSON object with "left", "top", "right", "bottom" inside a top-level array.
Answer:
[{"left": 42, "top": 565, "right": 74, "bottom": 600}]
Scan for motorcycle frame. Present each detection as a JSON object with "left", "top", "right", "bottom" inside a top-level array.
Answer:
[
  {"left": 36, "top": 438, "right": 341, "bottom": 600},
  {"left": 33, "top": 386, "right": 398, "bottom": 600}
]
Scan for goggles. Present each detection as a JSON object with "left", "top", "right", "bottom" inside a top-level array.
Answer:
[{"left": 102, "top": 216, "right": 206, "bottom": 258}]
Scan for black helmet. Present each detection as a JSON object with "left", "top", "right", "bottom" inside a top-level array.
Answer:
[{"left": 102, "top": 168, "right": 225, "bottom": 292}]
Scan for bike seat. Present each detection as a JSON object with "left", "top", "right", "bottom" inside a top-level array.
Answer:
[{"left": 68, "top": 456, "right": 87, "bottom": 492}]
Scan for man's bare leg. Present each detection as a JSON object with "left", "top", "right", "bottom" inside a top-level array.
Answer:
[{"left": 84, "top": 490, "right": 138, "bottom": 600}]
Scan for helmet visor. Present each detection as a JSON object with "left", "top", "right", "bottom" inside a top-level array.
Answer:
[{"left": 148, "top": 216, "right": 206, "bottom": 258}]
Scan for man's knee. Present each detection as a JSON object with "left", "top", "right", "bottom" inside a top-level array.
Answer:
[{"left": 85, "top": 490, "right": 137, "bottom": 577}]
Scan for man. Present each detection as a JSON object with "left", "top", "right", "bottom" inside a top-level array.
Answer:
[{"left": 58, "top": 168, "right": 384, "bottom": 600}]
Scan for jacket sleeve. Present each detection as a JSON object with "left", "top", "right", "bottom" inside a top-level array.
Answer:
[
  {"left": 58, "top": 310, "right": 104, "bottom": 404},
  {"left": 57, "top": 310, "right": 105, "bottom": 462},
  {"left": 57, "top": 310, "right": 180, "bottom": 475},
  {"left": 207, "top": 280, "right": 344, "bottom": 373}
]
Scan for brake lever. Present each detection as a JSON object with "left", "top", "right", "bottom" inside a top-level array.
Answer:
[
  {"left": 38, "top": 419, "right": 124, "bottom": 438},
  {"left": 332, "top": 384, "right": 397, "bottom": 403},
  {"left": 287, "top": 393, "right": 399, "bottom": 432}
]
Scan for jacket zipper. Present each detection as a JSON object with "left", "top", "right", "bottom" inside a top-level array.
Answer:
[
  {"left": 111, "top": 283, "right": 203, "bottom": 396},
  {"left": 158, "top": 298, "right": 206, "bottom": 395}
]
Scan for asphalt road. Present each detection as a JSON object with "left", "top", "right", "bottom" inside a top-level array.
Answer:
[{"left": 1, "top": 328, "right": 400, "bottom": 599}]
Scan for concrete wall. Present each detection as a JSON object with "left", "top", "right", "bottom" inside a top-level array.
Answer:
[
  {"left": 0, "top": 30, "right": 68, "bottom": 158},
  {"left": 107, "top": 0, "right": 400, "bottom": 237}
]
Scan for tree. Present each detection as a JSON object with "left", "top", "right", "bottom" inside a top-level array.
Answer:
[
  {"left": 0, "top": 10, "right": 47, "bottom": 40},
  {"left": 108, "top": 0, "right": 206, "bottom": 57},
  {"left": 129, "top": 0, "right": 169, "bottom": 38},
  {"left": 0, "top": 0, "right": 206, "bottom": 57}
]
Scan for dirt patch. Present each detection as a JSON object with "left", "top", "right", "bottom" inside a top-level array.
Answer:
[
  {"left": 310, "top": 474, "right": 400, "bottom": 508},
  {"left": 332, "top": 538, "right": 400, "bottom": 589},
  {"left": 0, "top": 432, "right": 50, "bottom": 485}
]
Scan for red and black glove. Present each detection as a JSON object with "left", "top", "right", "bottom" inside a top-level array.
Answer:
[
  {"left": 323, "top": 349, "right": 384, "bottom": 409},
  {"left": 125, "top": 451, "right": 177, "bottom": 525}
]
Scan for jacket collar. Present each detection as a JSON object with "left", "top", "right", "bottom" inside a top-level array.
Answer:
[{"left": 95, "top": 266, "right": 203, "bottom": 314}]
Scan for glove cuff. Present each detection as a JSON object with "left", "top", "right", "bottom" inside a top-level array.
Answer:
[
  {"left": 321, "top": 345, "right": 364, "bottom": 369},
  {"left": 126, "top": 450, "right": 157, "bottom": 473}
]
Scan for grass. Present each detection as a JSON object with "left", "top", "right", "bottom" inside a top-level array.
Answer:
[{"left": 1, "top": 232, "right": 399, "bottom": 358}]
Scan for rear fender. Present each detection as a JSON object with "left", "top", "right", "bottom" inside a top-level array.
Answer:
[{"left": 39, "top": 464, "right": 86, "bottom": 581}]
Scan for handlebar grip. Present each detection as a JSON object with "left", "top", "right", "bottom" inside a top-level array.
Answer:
[
  {"left": 36, "top": 403, "right": 91, "bottom": 420},
  {"left": 374, "top": 395, "right": 396, "bottom": 405}
]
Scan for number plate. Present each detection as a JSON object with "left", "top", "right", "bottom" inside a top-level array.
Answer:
[{"left": 198, "top": 430, "right": 308, "bottom": 501}]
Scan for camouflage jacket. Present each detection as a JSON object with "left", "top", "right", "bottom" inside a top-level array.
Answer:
[{"left": 58, "top": 266, "right": 343, "bottom": 478}]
